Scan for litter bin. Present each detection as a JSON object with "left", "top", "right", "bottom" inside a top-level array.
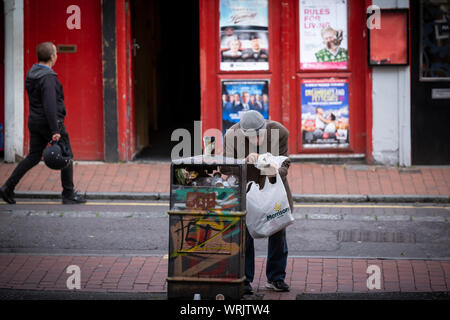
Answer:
[{"left": 167, "top": 155, "right": 247, "bottom": 300}]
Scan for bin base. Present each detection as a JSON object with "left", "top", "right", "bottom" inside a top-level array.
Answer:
[{"left": 167, "top": 276, "right": 245, "bottom": 300}]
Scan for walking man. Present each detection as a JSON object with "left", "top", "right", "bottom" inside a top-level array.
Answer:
[
  {"left": 224, "top": 110, "right": 293, "bottom": 294},
  {"left": 0, "top": 42, "right": 86, "bottom": 205}
]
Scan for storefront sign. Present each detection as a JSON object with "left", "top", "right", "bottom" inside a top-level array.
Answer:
[
  {"left": 301, "top": 79, "right": 350, "bottom": 149},
  {"left": 435, "top": 19, "right": 450, "bottom": 40},
  {"left": 220, "top": 0, "right": 269, "bottom": 71},
  {"left": 432, "top": 88, "right": 450, "bottom": 100},
  {"left": 222, "top": 80, "right": 269, "bottom": 132},
  {"left": 299, "top": 0, "right": 348, "bottom": 70}
]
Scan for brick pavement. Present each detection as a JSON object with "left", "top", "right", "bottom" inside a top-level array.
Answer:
[
  {"left": 0, "top": 254, "right": 449, "bottom": 299},
  {"left": 0, "top": 162, "right": 449, "bottom": 196}
]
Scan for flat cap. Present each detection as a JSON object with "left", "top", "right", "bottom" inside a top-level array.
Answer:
[{"left": 240, "top": 110, "right": 267, "bottom": 136}]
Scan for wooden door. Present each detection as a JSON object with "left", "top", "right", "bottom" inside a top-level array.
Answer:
[{"left": 24, "top": 0, "right": 104, "bottom": 160}]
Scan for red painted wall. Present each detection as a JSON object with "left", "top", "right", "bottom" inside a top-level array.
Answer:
[
  {"left": 115, "top": 0, "right": 136, "bottom": 161},
  {"left": 24, "top": 0, "right": 104, "bottom": 160}
]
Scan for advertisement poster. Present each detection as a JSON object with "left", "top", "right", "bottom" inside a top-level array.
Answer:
[
  {"left": 299, "top": 0, "right": 348, "bottom": 70},
  {"left": 301, "top": 79, "right": 349, "bottom": 149},
  {"left": 222, "top": 80, "right": 269, "bottom": 133},
  {"left": 220, "top": 0, "right": 269, "bottom": 71}
]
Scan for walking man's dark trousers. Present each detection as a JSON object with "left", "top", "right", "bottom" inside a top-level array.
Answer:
[{"left": 5, "top": 121, "right": 74, "bottom": 197}]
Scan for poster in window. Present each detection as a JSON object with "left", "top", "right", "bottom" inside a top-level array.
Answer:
[
  {"left": 369, "top": 10, "right": 408, "bottom": 66},
  {"left": 421, "top": 0, "right": 450, "bottom": 79},
  {"left": 222, "top": 80, "right": 269, "bottom": 133},
  {"left": 301, "top": 79, "right": 349, "bottom": 149},
  {"left": 220, "top": 0, "right": 269, "bottom": 71},
  {"left": 299, "top": 0, "right": 348, "bottom": 70}
]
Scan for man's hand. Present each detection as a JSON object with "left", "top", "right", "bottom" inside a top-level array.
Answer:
[
  {"left": 52, "top": 134, "right": 61, "bottom": 141},
  {"left": 261, "top": 166, "right": 277, "bottom": 177},
  {"left": 246, "top": 153, "right": 259, "bottom": 164}
]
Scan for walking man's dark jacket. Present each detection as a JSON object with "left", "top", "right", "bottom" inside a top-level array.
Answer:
[{"left": 25, "top": 64, "right": 66, "bottom": 135}]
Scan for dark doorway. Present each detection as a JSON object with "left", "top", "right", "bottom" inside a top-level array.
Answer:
[
  {"left": 0, "top": 0, "right": 4, "bottom": 158},
  {"left": 131, "top": 0, "right": 201, "bottom": 161},
  {"left": 411, "top": 0, "right": 450, "bottom": 164}
]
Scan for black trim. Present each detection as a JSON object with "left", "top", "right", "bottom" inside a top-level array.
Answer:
[{"left": 102, "top": 0, "right": 119, "bottom": 162}]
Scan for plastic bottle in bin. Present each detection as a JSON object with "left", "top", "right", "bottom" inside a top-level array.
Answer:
[
  {"left": 212, "top": 172, "right": 225, "bottom": 187},
  {"left": 227, "top": 175, "right": 239, "bottom": 187}
]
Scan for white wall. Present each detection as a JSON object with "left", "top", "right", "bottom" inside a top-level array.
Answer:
[
  {"left": 3, "top": 0, "right": 24, "bottom": 163},
  {"left": 371, "top": 0, "right": 411, "bottom": 166}
]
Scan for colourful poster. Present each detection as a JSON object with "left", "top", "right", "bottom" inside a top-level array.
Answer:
[
  {"left": 222, "top": 80, "right": 269, "bottom": 133},
  {"left": 220, "top": 0, "right": 269, "bottom": 71},
  {"left": 299, "top": 0, "right": 348, "bottom": 70},
  {"left": 301, "top": 79, "right": 349, "bottom": 148}
]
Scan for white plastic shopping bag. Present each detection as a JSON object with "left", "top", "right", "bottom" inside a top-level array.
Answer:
[
  {"left": 255, "top": 153, "right": 288, "bottom": 176},
  {"left": 246, "top": 171, "right": 295, "bottom": 239}
]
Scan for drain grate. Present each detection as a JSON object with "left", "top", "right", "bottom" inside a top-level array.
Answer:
[
  {"left": 337, "top": 230, "right": 416, "bottom": 243},
  {"left": 398, "top": 168, "right": 422, "bottom": 174}
]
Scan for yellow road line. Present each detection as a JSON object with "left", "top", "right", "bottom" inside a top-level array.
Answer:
[
  {"left": 294, "top": 204, "right": 450, "bottom": 210},
  {"left": 10, "top": 201, "right": 169, "bottom": 207},
  {"left": 86, "top": 202, "right": 169, "bottom": 207},
  {"left": 2, "top": 202, "right": 449, "bottom": 210}
]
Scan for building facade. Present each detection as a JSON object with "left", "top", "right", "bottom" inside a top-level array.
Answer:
[{"left": 1, "top": 0, "right": 449, "bottom": 165}]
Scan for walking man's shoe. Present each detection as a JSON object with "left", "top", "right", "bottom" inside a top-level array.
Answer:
[
  {"left": 0, "top": 185, "right": 16, "bottom": 204},
  {"left": 62, "top": 191, "right": 87, "bottom": 204},
  {"left": 266, "top": 280, "right": 290, "bottom": 292},
  {"left": 244, "top": 281, "right": 254, "bottom": 295}
]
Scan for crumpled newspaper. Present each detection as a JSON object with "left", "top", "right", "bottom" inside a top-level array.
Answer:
[{"left": 255, "top": 153, "right": 288, "bottom": 176}]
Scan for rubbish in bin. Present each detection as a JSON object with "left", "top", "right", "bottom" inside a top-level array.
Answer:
[
  {"left": 192, "top": 176, "right": 213, "bottom": 187},
  {"left": 175, "top": 168, "right": 199, "bottom": 185},
  {"left": 212, "top": 172, "right": 226, "bottom": 187},
  {"left": 226, "top": 175, "right": 239, "bottom": 187},
  {"left": 175, "top": 168, "right": 239, "bottom": 189}
]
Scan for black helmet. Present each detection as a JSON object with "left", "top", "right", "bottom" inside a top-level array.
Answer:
[{"left": 43, "top": 140, "right": 73, "bottom": 170}]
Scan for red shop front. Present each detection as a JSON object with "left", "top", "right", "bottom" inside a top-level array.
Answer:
[
  {"left": 200, "top": 0, "right": 372, "bottom": 159},
  {"left": 23, "top": 0, "right": 105, "bottom": 161}
]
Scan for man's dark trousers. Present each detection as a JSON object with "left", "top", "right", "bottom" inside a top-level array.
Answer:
[
  {"left": 5, "top": 121, "right": 74, "bottom": 197},
  {"left": 244, "top": 227, "right": 288, "bottom": 283}
]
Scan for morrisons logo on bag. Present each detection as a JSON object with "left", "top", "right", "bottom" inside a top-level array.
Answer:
[{"left": 267, "top": 203, "right": 289, "bottom": 221}]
